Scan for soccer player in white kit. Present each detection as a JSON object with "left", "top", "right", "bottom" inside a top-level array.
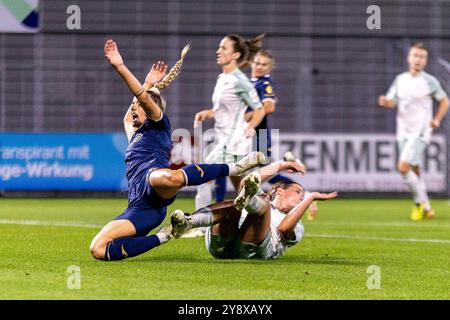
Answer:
[
  {"left": 169, "top": 161, "right": 337, "bottom": 260},
  {"left": 194, "top": 34, "right": 266, "bottom": 211},
  {"left": 378, "top": 42, "right": 449, "bottom": 221}
]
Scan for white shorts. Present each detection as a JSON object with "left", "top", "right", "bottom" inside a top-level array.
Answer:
[
  {"left": 397, "top": 138, "right": 427, "bottom": 167},
  {"left": 205, "top": 143, "right": 246, "bottom": 164}
]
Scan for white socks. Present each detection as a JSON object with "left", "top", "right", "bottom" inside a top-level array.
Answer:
[
  {"left": 403, "top": 170, "right": 421, "bottom": 204},
  {"left": 245, "top": 196, "right": 266, "bottom": 215},
  {"left": 403, "top": 170, "right": 430, "bottom": 210},
  {"left": 419, "top": 176, "right": 431, "bottom": 211},
  {"left": 190, "top": 208, "right": 214, "bottom": 228}
]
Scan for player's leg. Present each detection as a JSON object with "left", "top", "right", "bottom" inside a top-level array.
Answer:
[
  {"left": 169, "top": 200, "right": 243, "bottom": 258},
  {"left": 237, "top": 200, "right": 272, "bottom": 246},
  {"left": 413, "top": 165, "right": 434, "bottom": 219},
  {"left": 90, "top": 219, "right": 136, "bottom": 260},
  {"left": 233, "top": 172, "right": 271, "bottom": 244},
  {"left": 232, "top": 174, "right": 273, "bottom": 259},
  {"left": 398, "top": 138, "right": 429, "bottom": 220},
  {"left": 195, "top": 181, "right": 213, "bottom": 211},
  {"left": 90, "top": 206, "right": 172, "bottom": 261},
  {"left": 214, "top": 177, "right": 227, "bottom": 202},
  {"left": 170, "top": 200, "right": 240, "bottom": 238},
  {"left": 149, "top": 151, "right": 265, "bottom": 199}
]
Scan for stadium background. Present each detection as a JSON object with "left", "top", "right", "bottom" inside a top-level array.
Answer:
[{"left": 0, "top": 0, "right": 449, "bottom": 196}]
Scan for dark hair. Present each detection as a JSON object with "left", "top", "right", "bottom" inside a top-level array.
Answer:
[
  {"left": 410, "top": 42, "right": 427, "bottom": 52},
  {"left": 267, "top": 181, "right": 304, "bottom": 201},
  {"left": 226, "top": 33, "right": 265, "bottom": 69}
]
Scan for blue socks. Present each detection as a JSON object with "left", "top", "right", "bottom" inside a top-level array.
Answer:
[
  {"left": 105, "top": 235, "right": 161, "bottom": 261},
  {"left": 214, "top": 177, "right": 227, "bottom": 202},
  {"left": 181, "top": 164, "right": 229, "bottom": 186}
]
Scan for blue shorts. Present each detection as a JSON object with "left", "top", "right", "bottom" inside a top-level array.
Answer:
[{"left": 115, "top": 168, "right": 176, "bottom": 236}]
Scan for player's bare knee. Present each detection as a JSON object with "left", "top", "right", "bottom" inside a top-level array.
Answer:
[
  {"left": 90, "top": 239, "right": 107, "bottom": 260},
  {"left": 149, "top": 170, "right": 183, "bottom": 188},
  {"left": 397, "top": 162, "right": 410, "bottom": 175}
]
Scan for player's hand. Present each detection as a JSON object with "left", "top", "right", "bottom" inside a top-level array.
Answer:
[
  {"left": 430, "top": 119, "right": 440, "bottom": 129},
  {"left": 104, "top": 39, "right": 124, "bottom": 68},
  {"left": 145, "top": 61, "right": 168, "bottom": 87},
  {"left": 310, "top": 191, "right": 338, "bottom": 201},
  {"left": 281, "top": 160, "right": 305, "bottom": 174},
  {"left": 378, "top": 96, "right": 395, "bottom": 108},
  {"left": 378, "top": 95, "right": 388, "bottom": 107},
  {"left": 195, "top": 110, "right": 212, "bottom": 122}
]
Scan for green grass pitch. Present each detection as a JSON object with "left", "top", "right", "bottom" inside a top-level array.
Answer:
[{"left": 0, "top": 197, "right": 449, "bottom": 299}]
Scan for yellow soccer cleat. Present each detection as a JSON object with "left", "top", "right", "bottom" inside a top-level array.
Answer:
[
  {"left": 410, "top": 204, "right": 424, "bottom": 221},
  {"left": 424, "top": 208, "right": 435, "bottom": 220}
]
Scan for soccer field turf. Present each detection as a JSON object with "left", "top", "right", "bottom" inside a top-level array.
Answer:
[{"left": 0, "top": 197, "right": 449, "bottom": 300}]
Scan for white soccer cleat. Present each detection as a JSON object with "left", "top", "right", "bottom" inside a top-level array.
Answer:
[
  {"left": 230, "top": 151, "right": 266, "bottom": 176},
  {"left": 283, "top": 151, "right": 306, "bottom": 169},
  {"left": 157, "top": 224, "right": 174, "bottom": 243},
  {"left": 234, "top": 171, "right": 262, "bottom": 211},
  {"left": 283, "top": 151, "right": 296, "bottom": 162},
  {"left": 170, "top": 209, "right": 193, "bottom": 238}
]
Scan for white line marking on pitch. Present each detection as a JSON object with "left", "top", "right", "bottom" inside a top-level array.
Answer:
[
  {"left": 0, "top": 219, "right": 102, "bottom": 229},
  {"left": 1, "top": 220, "right": 449, "bottom": 244},
  {"left": 307, "top": 233, "right": 450, "bottom": 244},
  {"left": 306, "top": 221, "right": 450, "bottom": 228}
]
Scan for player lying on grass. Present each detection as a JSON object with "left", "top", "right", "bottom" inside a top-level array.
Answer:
[
  {"left": 90, "top": 39, "right": 266, "bottom": 261},
  {"left": 182, "top": 151, "right": 319, "bottom": 238},
  {"left": 169, "top": 160, "right": 337, "bottom": 259}
]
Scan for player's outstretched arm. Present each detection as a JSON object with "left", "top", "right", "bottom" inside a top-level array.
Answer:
[
  {"left": 104, "top": 39, "right": 162, "bottom": 121},
  {"left": 277, "top": 191, "right": 337, "bottom": 239},
  {"left": 258, "top": 160, "right": 305, "bottom": 182}
]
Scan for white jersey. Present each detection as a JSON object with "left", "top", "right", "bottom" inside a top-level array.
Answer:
[
  {"left": 386, "top": 71, "right": 447, "bottom": 142},
  {"left": 211, "top": 68, "right": 262, "bottom": 155},
  {"left": 239, "top": 205, "right": 305, "bottom": 259}
]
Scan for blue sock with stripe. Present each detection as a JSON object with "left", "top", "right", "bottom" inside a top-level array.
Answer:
[
  {"left": 105, "top": 235, "right": 161, "bottom": 261},
  {"left": 181, "top": 164, "right": 229, "bottom": 186}
]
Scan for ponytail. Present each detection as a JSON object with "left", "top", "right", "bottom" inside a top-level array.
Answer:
[
  {"left": 154, "top": 42, "right": 191, "bottom": 90},
  {"left": 226, "top": 33, "right": 265, "bottom": 69}
]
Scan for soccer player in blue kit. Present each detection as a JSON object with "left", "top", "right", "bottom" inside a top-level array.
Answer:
[{"left": 89, "top": 39, "right": 265, "bottom": 261}]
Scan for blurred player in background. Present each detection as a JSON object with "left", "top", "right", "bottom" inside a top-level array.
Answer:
[
  {"left": 89, "top": 39, "right": 265, "bottom": 261},
  {"left": 214, "top": 49, "right": 277, "bottom": 202},
  {"left": 193, "top": 34, "right": 266, "bottom": 213},
  {"left": 378, "top": 42, "right": 449, "bottom": 221},
  {"left": 169, "top": 161, "right": 337, "bottom": 260}
]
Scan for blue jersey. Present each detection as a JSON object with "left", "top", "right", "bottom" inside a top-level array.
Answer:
[
  {"left": 124, "top": 114, "right": 172, "bottom": 188},
  {"left": 248, "top": 75, "right": 276, "bottom": 131},
  {"left": 247, "top": 75, "right": 276, "bottom": 156}
]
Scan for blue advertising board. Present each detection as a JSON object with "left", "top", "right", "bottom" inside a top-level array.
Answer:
[{"left": 0, "top": 133, "right": 128, "bottom": 190}]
